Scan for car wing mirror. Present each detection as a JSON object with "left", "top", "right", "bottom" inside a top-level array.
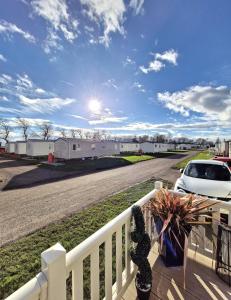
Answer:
[{"left": 180, "top": 168, "right": 184, "bottom": 174}]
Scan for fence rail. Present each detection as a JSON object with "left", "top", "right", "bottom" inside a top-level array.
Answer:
[{"left": 5, "top": 181, "right": 231, "bottom": 300}]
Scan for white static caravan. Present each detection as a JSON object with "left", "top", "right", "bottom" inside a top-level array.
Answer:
[
  {"left": 140, "top": 142, "right": 154, "bottom": 153},
  {"left": 167, "top": 143, "right": 176, "bottom": 151},
  {"left": 119, "top": 142, "right": 140, "bottom": 153},
  {"left": 26, "top": 140, "right": 54, "bottom": 157},
  {"left": 176, "top": 143, "right": 194, "bottom": 150},
  {"left": 54, "top": 138, "right": 120, "bottom": 160},
  {"left": 140, "top": 142, "right": 170, "bottom": 153},
  {"left": 5, "top": 142, "right": 16, "bottom": 153},
  {"left": 152, "top": 143, "right": 170, "bottom": 153},
  {"left": 15, "top": 141, "right": 27, "bottom": 155}
]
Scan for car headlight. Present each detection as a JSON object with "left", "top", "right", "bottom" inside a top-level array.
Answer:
[{"left": 177, "top": 179, "right": 186, "bottom": 189}]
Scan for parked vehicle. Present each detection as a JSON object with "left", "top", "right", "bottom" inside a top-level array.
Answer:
[
  {"left": 174, "top": 160, "right": 231, "bottom": 201},
  {"left": 213, "top": 156, "right": 231, "bottom": 170}
]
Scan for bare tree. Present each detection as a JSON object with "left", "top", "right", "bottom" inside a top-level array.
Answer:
[
  {"left": 17, "top": 117, "right": 30, "bottom": 141},
  {"left": 85, "top": 131, "right": 92, "bottom": 139},
  {"left": 40, "top": 122, "right": 53, "bottom": 140},
  {"left": 0, "top": 119, "right": 11, "bottom": 143},
  {"left": 92, "top": 130, "right": 102, "bottom": 141},
  {"left": 59, "top": 128, "right": 67, "bottom": 138},
  {"left": 101, "top": 130, "right": 111, "bottom": 140},
  {"left": 76, "top": 129, "right": 84, "bottom": 139},
  {"left": 70, "top": 129, "right": 84, "bottom": 139}
]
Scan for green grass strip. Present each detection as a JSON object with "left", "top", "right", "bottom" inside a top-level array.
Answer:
[{"left": 174, "top": 150, "right": 213, "bottom": 170}]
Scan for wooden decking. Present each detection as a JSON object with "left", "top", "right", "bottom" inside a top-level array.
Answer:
[{"left": 122, "top": 243, "right": 231, "bottom": 300}]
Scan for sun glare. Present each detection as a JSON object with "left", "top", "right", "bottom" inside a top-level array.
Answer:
[{"left": 88, "top": 98, "right": 101, "bottom": 114}]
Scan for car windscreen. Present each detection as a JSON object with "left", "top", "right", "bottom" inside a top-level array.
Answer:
[{"left": 185, "top": 163, "right": 231, "bottom": 181}]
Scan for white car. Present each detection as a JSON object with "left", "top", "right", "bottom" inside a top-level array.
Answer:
[{"left": 174, "top": 160, "right": 231, "bottom": 201}]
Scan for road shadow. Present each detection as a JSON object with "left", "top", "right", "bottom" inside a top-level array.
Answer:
[
  {"left": 2, "top": 153, "right": 190, "bottom": 191},
  {"left": 161, "top": 153, "right": 187, "bottom": 160},
  {"left": 2, "top": 157, "right": 132, "bottom": 190},
  {"left": 0, "top": 157, "right": 36, "bottom": 169}
]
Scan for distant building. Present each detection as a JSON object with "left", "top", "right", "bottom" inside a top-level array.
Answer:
[
  {"left": 119, "top": 142, "right": 140, "bottom": 153},
  {"left": 120, "top": 142, "right": 176, "bottom": 154},
  {"left": 54, "top": 138, "right": 120, "bottom": 160}
]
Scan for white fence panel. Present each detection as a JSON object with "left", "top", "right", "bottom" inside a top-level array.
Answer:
[{"left": 6, "top": 181, "right": 231, "bottom": 300}]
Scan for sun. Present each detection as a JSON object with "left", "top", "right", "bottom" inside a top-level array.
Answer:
[{"left": 88, "top": 98, "right": 101, "bottom": 114}]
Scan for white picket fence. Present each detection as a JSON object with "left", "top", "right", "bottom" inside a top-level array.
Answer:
[{"left": 5, "top": 181, "right": 231, "bottom": 300}]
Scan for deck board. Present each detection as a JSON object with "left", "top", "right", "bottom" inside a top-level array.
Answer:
[{"left": 122, "top": 243, "right": 231, "bottom": 300}]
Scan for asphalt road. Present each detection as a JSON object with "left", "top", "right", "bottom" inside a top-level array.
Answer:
[{"left": 0, "top": 152, "right": 196, "bottom": 246}]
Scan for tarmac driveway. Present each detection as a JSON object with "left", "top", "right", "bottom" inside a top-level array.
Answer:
[{"left": 0, "top": 152, "right": 196, "bottom": 246}]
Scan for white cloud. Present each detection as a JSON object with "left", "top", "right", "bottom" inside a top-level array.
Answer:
[
  {"left": 70, "top": 114, "right": 88, "bottom": 120},
  {"left": 0, "top": 74, "right": 12, "bottom": 85},
  {"left": 0, "top": 20, "right": 35, "bottom": 43},
  {"left": 95, "top": 120, "right": 228, "bottom": 133},
  {"left": 0, "top": 53, "right": 7, "bottom": 62},
  {"left": 140, "top": 49, "right": 178, "bottom": 74},
  {"left": 89, "top": 116, "right": 127, "bottom": 125},
  {"left": 80, "top": 0, "right": 126, "bottom": 47},
  {"left": 132, "top": 81, "right": 146, "bottom": 93},
  {"left": 155, "top": 49, "right": 178, "bottom": 65},
  {"left": 123, "top": 56, "right": 135, "bottom": 66},
  {"left": 0, "top": 96, "right": 8, "bottom": 101},
  {"left": 0, "top": 72, "right": 76, "bottom": 115},
  {"left": 31, "top": 0, "right": 78, "bottom": 42},
  {"left": 16, "top": 74, "right": 33, "bottom": 89},
  {"left": 103, "top": 79, "right": 118, "bottom": 89},
  {"left": 19, "top": 95, "right": 75, "bottom": 114},
  {"left": 140, "top": 60, "right": 165, "bottom": 74},
  {"left": 86, "top": 103, "right": 127, "bottom": 125},
  {"left": 43, "top": 29, "right": 63, "bottom": 53},
  {"left": 129, "top": 0, "right": 144, "bottom": 15},
  {"left": 35, "top": 88, "right": 46, "bottom": 94},
  {"left": 0, "top": 73, "right": 53, "bottom": 100},
  {"left": 0, "top": 106, "right": 22, "bottom": 114},
  {"left": 158, "top": 85, "right": 231, "bottom": 121}
]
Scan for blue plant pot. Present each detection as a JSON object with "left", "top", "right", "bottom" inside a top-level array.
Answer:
[{"left": 154, "top": 216, "right": 191, "bottom": 267}]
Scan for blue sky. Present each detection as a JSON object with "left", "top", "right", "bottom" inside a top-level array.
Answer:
[{"left": 0, "top": 0, "right": 231, "bottom": 140}]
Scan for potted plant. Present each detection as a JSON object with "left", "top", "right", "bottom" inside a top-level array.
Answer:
[
  {"left": 148, "top": 189, "right": 215, "bottom": 267},
  {"left": 130, "top": 205, "right": 152, "bottom": 300}
]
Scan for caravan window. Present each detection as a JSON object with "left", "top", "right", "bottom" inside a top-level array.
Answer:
[{"left": 73, "top": 144, "right": 81, "bottom": 151}]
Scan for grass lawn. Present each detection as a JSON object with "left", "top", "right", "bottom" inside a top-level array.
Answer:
[
  {"left": 0, "top": 178, "right": 172, "bottom": 299},
  {"left": 122, "top": 155, "right": 154, "bottom": 163},
  {"left": 174, "top": 150, "right": 213, "bottom": 170}
]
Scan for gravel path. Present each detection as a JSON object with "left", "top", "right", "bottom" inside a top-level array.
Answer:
[{"left": 0, "top": 152, "right": 196, "bottom": 246}]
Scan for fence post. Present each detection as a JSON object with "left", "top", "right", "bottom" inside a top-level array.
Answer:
[
  {"left": 41, "top": 243, "right": 67, "bottom": 300},
  {"left": 155, "top": 181, "right": 163, "bottom": 190}
]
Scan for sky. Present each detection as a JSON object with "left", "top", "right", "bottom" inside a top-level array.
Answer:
[{"left": 0, "top": 0, "right": 231, "bottom": 141}]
